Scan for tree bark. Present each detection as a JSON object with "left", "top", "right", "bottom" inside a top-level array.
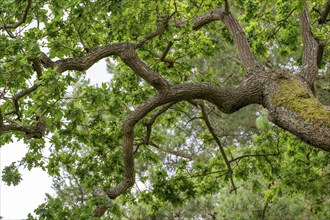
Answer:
[
  {"left": 263, "top": 72, "right": 330, "bottom": 151},
  {"left": 92, "top": 70, "right": 329, "bottom": 218},
  {"left": 1, "top": 2, "right": 329, "bottom": 218}
]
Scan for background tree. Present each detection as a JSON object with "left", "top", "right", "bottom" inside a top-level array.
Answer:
[{"left": 0, "top": 0, "right": 329, "bottom": 218}]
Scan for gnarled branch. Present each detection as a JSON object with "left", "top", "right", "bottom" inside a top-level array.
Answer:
[
  {"left": 39, "top": 7, "right": 259, "bottom": 92},
  {"left": 119, "top": 44, "right": 170, "bottom": 91},
  {"left": 40, "top": 43, "right": 170, "bottom": 91},
  {"left": 93, "top": 73, "right": 266, "bottom": 216}
]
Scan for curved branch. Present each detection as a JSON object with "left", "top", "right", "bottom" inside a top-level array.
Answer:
[
  {"left": 0, "top": 0, "right": 32, "bottom": 30},
  {"left": 40, "top": 43, "right": 170, "bottom": 91},
  {"left": 143, "top": 102, "right": 175, "bottom": 146},
  {"left": 101, "top": 72, "right": 329, "bottom": 216},
  {"left": 191, "top": 8, "right": 225, "bottom": 30},
  {"left": 175, "top": 7, "right": 259, "bottom": 74},
  {"left": 43, "top": 43, "right": 126, "bottom": 72},
  {"left": 119, "top": 45, "right": 170, "bottom": 90},
  {"left": 93, "top": 74, "right": 265, "bottom": 216},
  {"left": 94, "top": 93, "right": 166, "bottom": 217}
]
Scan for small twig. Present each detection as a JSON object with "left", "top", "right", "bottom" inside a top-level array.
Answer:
[
  {"left": 150, "top": 142, "right": 193, "bottom": 160},
  {"left": 0, "top": 0, "right": 32, "bottom": 30},
  {"left": 229, "top": 153, "right": 278, "bottom": 163},
  {"left": 184, "top": 116, "right": 203, "bottom": 127},
  {"left": 136, "top": 18, "right": 170, "bottom": 48},
  {"left": 13, "top": 83, "right": 40, "bottom": 102},
  {"left": 198, "top": 101, "right": 237, "bottom": 193},
  {"left": 73, "top": 22, "right": 90, "bottom": 52},
  {"left": 134, "top": 103, "right": 175, "bottom": 154},
  {"left": 267, "top": 8, "right": 296, "bottom": 41},
  {"left": 187, "top": 169, "right": 229, "bottom": 178},
  {"left": 160, "top": 41, "right": 174, "bottom": 61},
  {"left": 261, "top": 181, "right": 274, "bottom": 220}
]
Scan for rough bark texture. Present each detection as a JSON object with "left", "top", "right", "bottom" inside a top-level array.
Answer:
[
  {"left": 299, "top": 3, "right": 319, "bottom": 89},
  {"left": 1, "top": 1, "right": 329, "bottom": 218},
  {"left": 263, "top": 72, "right": 330, "bottom": 151}
]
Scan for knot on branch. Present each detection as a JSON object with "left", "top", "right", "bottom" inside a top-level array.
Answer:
[
  {"left": 120, "top": 44, "right": 136, "bottom": 59},
  {"left": 39, "top": 53, "right": 54, "bottom": 68},
  {"left": 26, "top": 118, "right": 46, "bottom": 139},
  {"left": 92, "top": 187, "right": 112, "bottom": 217}
]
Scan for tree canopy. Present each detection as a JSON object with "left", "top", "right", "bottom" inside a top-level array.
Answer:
[{"left": 1, "top": 0, "right": 329, "bottom": 218}]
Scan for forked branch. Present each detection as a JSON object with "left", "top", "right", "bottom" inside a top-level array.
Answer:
[
  {"left": 39, "top": 43, "right": 170, "bottom": 91},
  {"left": 93, "top": 75, "right": 266, "bottom": 216},
  {"left": 143, "top": 103, "right": 175, "bottom": 146}
]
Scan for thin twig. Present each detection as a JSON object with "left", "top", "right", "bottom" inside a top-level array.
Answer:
[
  {"left": 229, "top": 153, "right": 279, "bottom": 163},
  {"left": 134, "top": 103, "right": 175, "bottom": 154},
  {"left": 198, "top": 101, "right": 237, "bottom": 193},
  {"left": 0, "top": 0, "right": 32, "bottom": 30}
]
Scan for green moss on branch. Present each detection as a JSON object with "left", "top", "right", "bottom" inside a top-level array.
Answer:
[{"left": 273, "top": 77, "right": 330, "bottom": 127}]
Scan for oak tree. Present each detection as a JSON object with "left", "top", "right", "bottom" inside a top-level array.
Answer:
[{"left": 0, "top": 0, "right": 329, "bottom": 218}]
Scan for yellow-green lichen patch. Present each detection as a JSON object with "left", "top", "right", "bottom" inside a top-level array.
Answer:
[{"left": 272, "top": 78, "right": 330, "bottom": 127}]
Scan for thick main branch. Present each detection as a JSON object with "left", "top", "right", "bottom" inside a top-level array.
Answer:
[{"left": 263, "top": 73, "right": 330, "bottom": 151}]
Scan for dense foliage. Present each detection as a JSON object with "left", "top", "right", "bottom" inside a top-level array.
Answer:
[{"left": 1, "top": 0, "right": 329, "bottom": 219}]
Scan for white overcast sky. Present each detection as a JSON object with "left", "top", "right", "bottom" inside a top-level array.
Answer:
[{"left": 0, "top": 60, "right": 109, "bottom": 219}]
